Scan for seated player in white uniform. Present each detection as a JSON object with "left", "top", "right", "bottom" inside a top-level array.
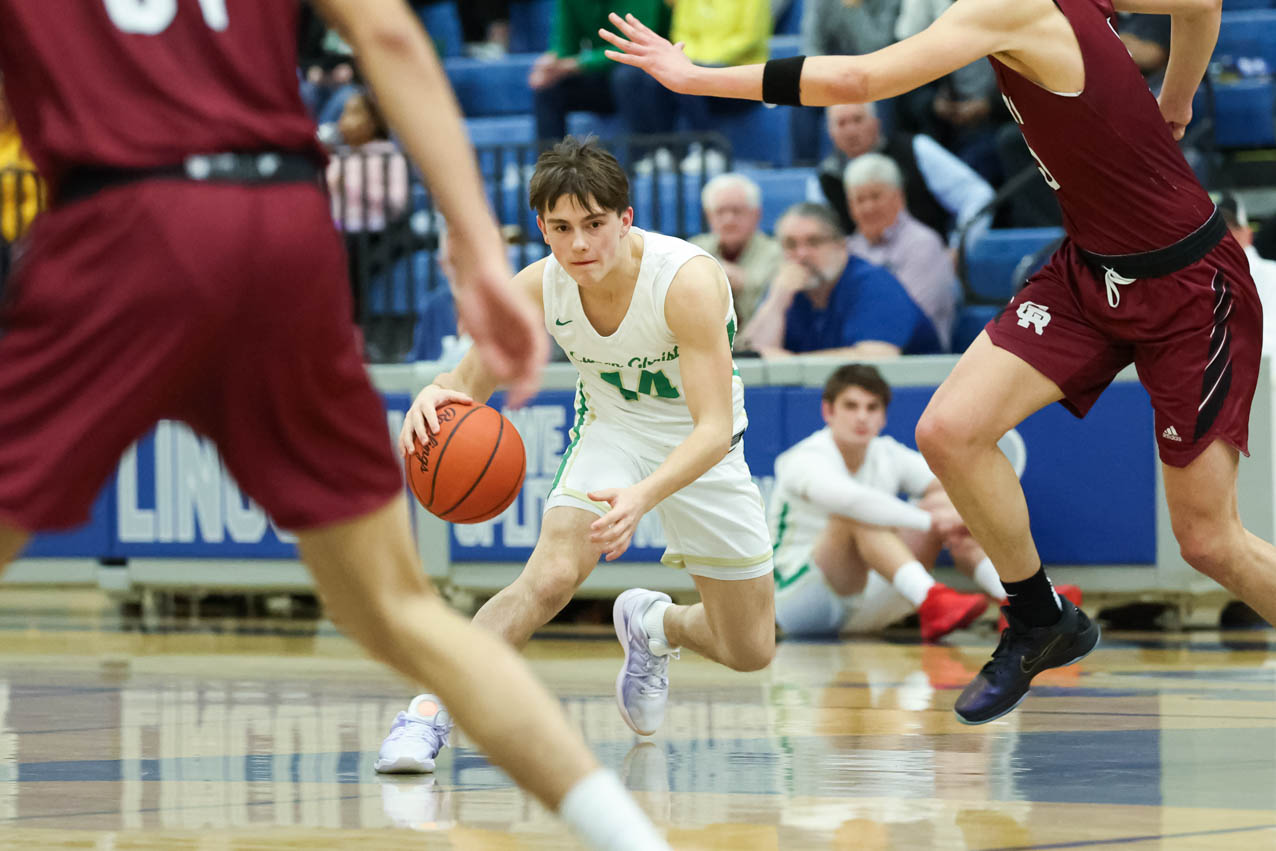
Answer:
[
  {"left": 376, "top": 138, "right": 776, "bottom": 772},
  {"left": 771, "top": 364, "right": 1081, "bottom": 640}
]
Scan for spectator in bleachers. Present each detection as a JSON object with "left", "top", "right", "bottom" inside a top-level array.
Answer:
[
  {"left": 690, "top": 173, "right": 782, "bottom": 341},
  {"left": 452, "top": 0, "right": 511, "bottom": 58},
  {"left": 802, "top": 0, "right": 900, "bottom": 60},
  {"left": 325, "top": 93, "right": 410, "bottom": 232},
  {"left": 529, "top": 0, "right": 671, "bottom": 144},
  {"left": 624, "top": 0, "right": 771, "bottom": 150},
  {"left": 1220, "top": 194, "right": 1276, "bottom": 356},
  {"left": 741, "top": 202, "right": 941, "bottom": 358},
  {"left": 0, "top": 83, "right": 41, "bottom": 247},
  {"left": 893, "top": 0, "right": 1006, "bottom": 185},
  {"left": 297, "top": 6, "right": 357, "bottom": 122},
  {"left": 817, "top": 103, "right": 993, "bottom": 246},
  {"left": 408, "top": 225, "right": 472, "bottom": 366},
  {"left": 844, "top": 154, "right": 957, "bottom": 351}
]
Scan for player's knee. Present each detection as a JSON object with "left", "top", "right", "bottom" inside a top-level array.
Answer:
[
  {"left": 1175, "top": 523, "right": 1243, "bottom": 588},
  {"left": 914, "top": 408, "right": 967, "bottom": 470},
  {"left": 521, "top": 561, "right": 581, "bottom": 612},
  {"left": 725, "top": 630, "right": 775, "bottom": 672}
]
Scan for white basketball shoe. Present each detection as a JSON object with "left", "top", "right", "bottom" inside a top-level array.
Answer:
[
  {"left": 613, "top": 589, "right": 677, "bottom": 736},
  {"left": 374, "top": 693, "right": 452, "bottom": 774}
]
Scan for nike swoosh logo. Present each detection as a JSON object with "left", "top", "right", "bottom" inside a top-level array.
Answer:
[
  {"left": 555, "top": 318, "right": 572, "bottom": 326},
  {"left": 1020, "top": 634, "right": 1064, "bottom": 674}
]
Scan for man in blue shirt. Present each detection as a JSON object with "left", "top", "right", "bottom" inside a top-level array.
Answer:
[{"left": 741, "top": 202, "right": 941, "bottom": 358}]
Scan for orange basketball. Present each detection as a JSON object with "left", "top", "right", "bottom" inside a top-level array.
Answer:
[{"left": 404, "top": 402, "right": 526, "bottom": 523}]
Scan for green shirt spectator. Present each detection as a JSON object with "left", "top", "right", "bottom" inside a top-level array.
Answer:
[{"left": 546, "top": 0, "right": 670, "bottom": 75}]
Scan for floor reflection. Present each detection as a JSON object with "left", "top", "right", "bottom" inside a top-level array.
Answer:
[{"left": 0, "top": 600, "right": 1272, "bottom": 847}]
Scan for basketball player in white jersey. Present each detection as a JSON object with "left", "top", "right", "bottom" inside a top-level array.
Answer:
[
  {"left": 772, "top": 364, "right": 1081, "bottom": 640},
  {"left": 376, "top": 138, "right": 775, "bottom": 772}
]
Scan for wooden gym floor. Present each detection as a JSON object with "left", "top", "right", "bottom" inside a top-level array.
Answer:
[{"left": 0, "top": 588, "right": 1271, "bottom": 850}]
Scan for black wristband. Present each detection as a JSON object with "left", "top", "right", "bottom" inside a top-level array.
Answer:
[{"left": 762, "top": 55, "right": 806, "bottom": 107}]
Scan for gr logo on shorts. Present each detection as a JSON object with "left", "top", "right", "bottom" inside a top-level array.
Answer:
[{"left": 1016, "top": 301, "right": 1051, "bottom": 335}]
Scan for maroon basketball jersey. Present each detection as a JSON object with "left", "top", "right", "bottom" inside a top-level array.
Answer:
[
  {"left": 989, "top": 0, "right": 1215, "bottom": 255},
  {"left": 0, "top": 0, "right": 323, "bottom": 194}
]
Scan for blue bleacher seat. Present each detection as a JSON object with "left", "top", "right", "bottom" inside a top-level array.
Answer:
[
  {"left": 716, "top": 104, "right": 798, "bottom": 166},
  {"left": 419, "top": 2, "right": 465, "bottom": 58},
  {"left": 446, "top": 54, "right": 537, "bottom": 116},
  {"left": 508, "top": 0, "right": 556, "bottom": 54},
  {"left": 1217, "top": 10, "right": 1276, "bottom": 69},
  {"left": 952, "top": 304, "right": 1004, "bottom": 353},
  {"left": 566, "top": 111, "right": 624, "bottom": 140},
  {"left": 963, "top": 227, "right": 1063, "bottom": 302},
  {"left": 630, "top": 172, "right": 707, "bottom": 236},
  {"left": 1208, "top": 80, "right": 1276, "bottom": 148},
  {"left": 768, "top": 35, "right": 802, "bottom": 59},
  {"left": 737, "top": 167, "right": 816, "bottom": 233}
]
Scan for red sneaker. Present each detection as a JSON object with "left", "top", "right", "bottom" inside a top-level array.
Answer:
[
  {"left": 996, "top": 584, "right": 1083, "bottom": 632},
  {"left": 919, "top": 584, "right": 990, "bottom": 642}
]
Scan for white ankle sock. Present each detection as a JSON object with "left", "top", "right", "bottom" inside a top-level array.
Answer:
[
  {"left": 641, "top": 599, "right": 673, "bottom": 655},
  {"left": 891, "top": 561, "right": 935, "bottom": 608},
  {"left": 559, "top": 768, "right": 670, "bottom": 850},
  {"left": 972, "top": 558, "right": 1007, "bottom": 599}
]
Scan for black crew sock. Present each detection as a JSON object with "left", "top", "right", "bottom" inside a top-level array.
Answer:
[{"left": 1002, "top": 565, "right": 1062, "bottom": 628}]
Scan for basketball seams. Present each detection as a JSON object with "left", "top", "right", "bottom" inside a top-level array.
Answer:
[
  {"left": 453, "top": 445, "right": 526, "bottom": 523},
  {"left": 437, "top": 408, "right": 505, "bottom": 518},
  {"left": 426, "top": 404, "right": 485, "bottom": 510}
]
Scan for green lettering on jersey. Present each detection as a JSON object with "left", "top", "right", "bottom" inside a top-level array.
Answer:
[{"left": 600, "top": 369, "right": 681, "bottom": 401}]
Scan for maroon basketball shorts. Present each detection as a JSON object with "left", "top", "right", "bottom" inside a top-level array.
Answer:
[
  {"left": 0, "top": 180, "right": 402, "bottom": 533},
  {"left": 985, "top": 236, "right": 1261, "bottom": 467}
]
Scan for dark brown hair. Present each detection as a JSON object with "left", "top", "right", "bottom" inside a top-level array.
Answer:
[
  {"left": 528, "top": 137, "right": 630, "bottom": 216},
  {"left": 822, "top": 363, "right": 891, "bottom": 407}
]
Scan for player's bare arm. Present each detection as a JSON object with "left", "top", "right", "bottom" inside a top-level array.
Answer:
[
  {"left": 811, "top": 341, "right": 904, "bottom": 360},
  {"left": 398, "top": 260, "right": 549, "bottom": 456},
  {"left": 600, "top": 0, "right": 1130, "bottom": 105},
  {"left": 1112, "top": 0, "right": 1222, "bottom": 138},
  {"left": 588, "top": 256, "right": 736, "bottom": 560},
  {"left": 314, "top": 0, "right": 547, "bottom": 403}
]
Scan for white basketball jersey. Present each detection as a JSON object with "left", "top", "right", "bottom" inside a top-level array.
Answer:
[
  {"left": 769, "top": 429, "right": 934, "bottom": 575},
  {"left": 542, "top": 228, "right": 747, "bottom": 450}
]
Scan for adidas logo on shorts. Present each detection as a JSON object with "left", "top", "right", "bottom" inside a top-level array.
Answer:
[{"left": 1161, "top": 425, "right": 1182, "bottom": 442}]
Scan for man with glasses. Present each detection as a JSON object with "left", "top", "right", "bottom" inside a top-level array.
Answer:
[{"left": 740, "top": 202, "right": 942, "bottom": 358}]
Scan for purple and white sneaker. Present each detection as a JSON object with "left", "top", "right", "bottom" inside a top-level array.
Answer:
[
  {"left": 374, "top": 694, "right": 452, "bottom": 774},
  {"left": 613, "top": 589, "right": 676, "bottom": 736}
]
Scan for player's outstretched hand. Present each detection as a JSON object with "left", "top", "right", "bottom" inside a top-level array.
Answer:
[
  {"left": 587, "top": 485, "right": 653, "bottom": 561},
  {"left": 399, "top": 386, "right": 473, "bottom": 457},
  {"left": 451, "top": 244, "right": 549, "bottom": 408},
  {"left": 599, "top": 12, "right": 695, "bottom": 94}
]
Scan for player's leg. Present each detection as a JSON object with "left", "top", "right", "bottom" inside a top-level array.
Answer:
[
  {"left": 914, "top": 332, "right": 1062, "bottom": 584},
  {"left": 611, "top": 444, "right": 774, "bottom": 735},
  {"left": 298, "top": 496, "right": 669, "bottom": 849},
  {"left": 471, "top": 506, "right": 605, "bottom": 646},
  {"left": 1163, "top": 441, "right": 1276, "bottom": 624},
  {"left": 918, "top": 270, "right": 1119, "bottom": 723},
  {"left": 848, "top": 524, "right": 987, "bottom": 641}
]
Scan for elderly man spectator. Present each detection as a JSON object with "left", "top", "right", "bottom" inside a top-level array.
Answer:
[
  {"left": 817, "top": 102, "right": 993, "bottom": 245},
  {"left": 690, "top": 173, "right": 782, "bottom": 339},
  {"left": 741, "top": 203, "right": 942, "bottom": 359},
  {"left": 845, "top": 154, "right": 958, "bottom": 350}
]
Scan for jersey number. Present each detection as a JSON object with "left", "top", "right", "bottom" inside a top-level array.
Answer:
[
  {"left": 600, "top": 370, "right": 681, "bottom": 401},
  {"left": 104, "top": 0, "right": 228, "bottom": 34},
  {"left": 1003, "top": 94, "right": 1062, "bottom": 191}
]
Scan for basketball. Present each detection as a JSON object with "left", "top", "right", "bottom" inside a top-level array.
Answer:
[{"left": 404, "top": 403, "right": 526, "bottom": 523}]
